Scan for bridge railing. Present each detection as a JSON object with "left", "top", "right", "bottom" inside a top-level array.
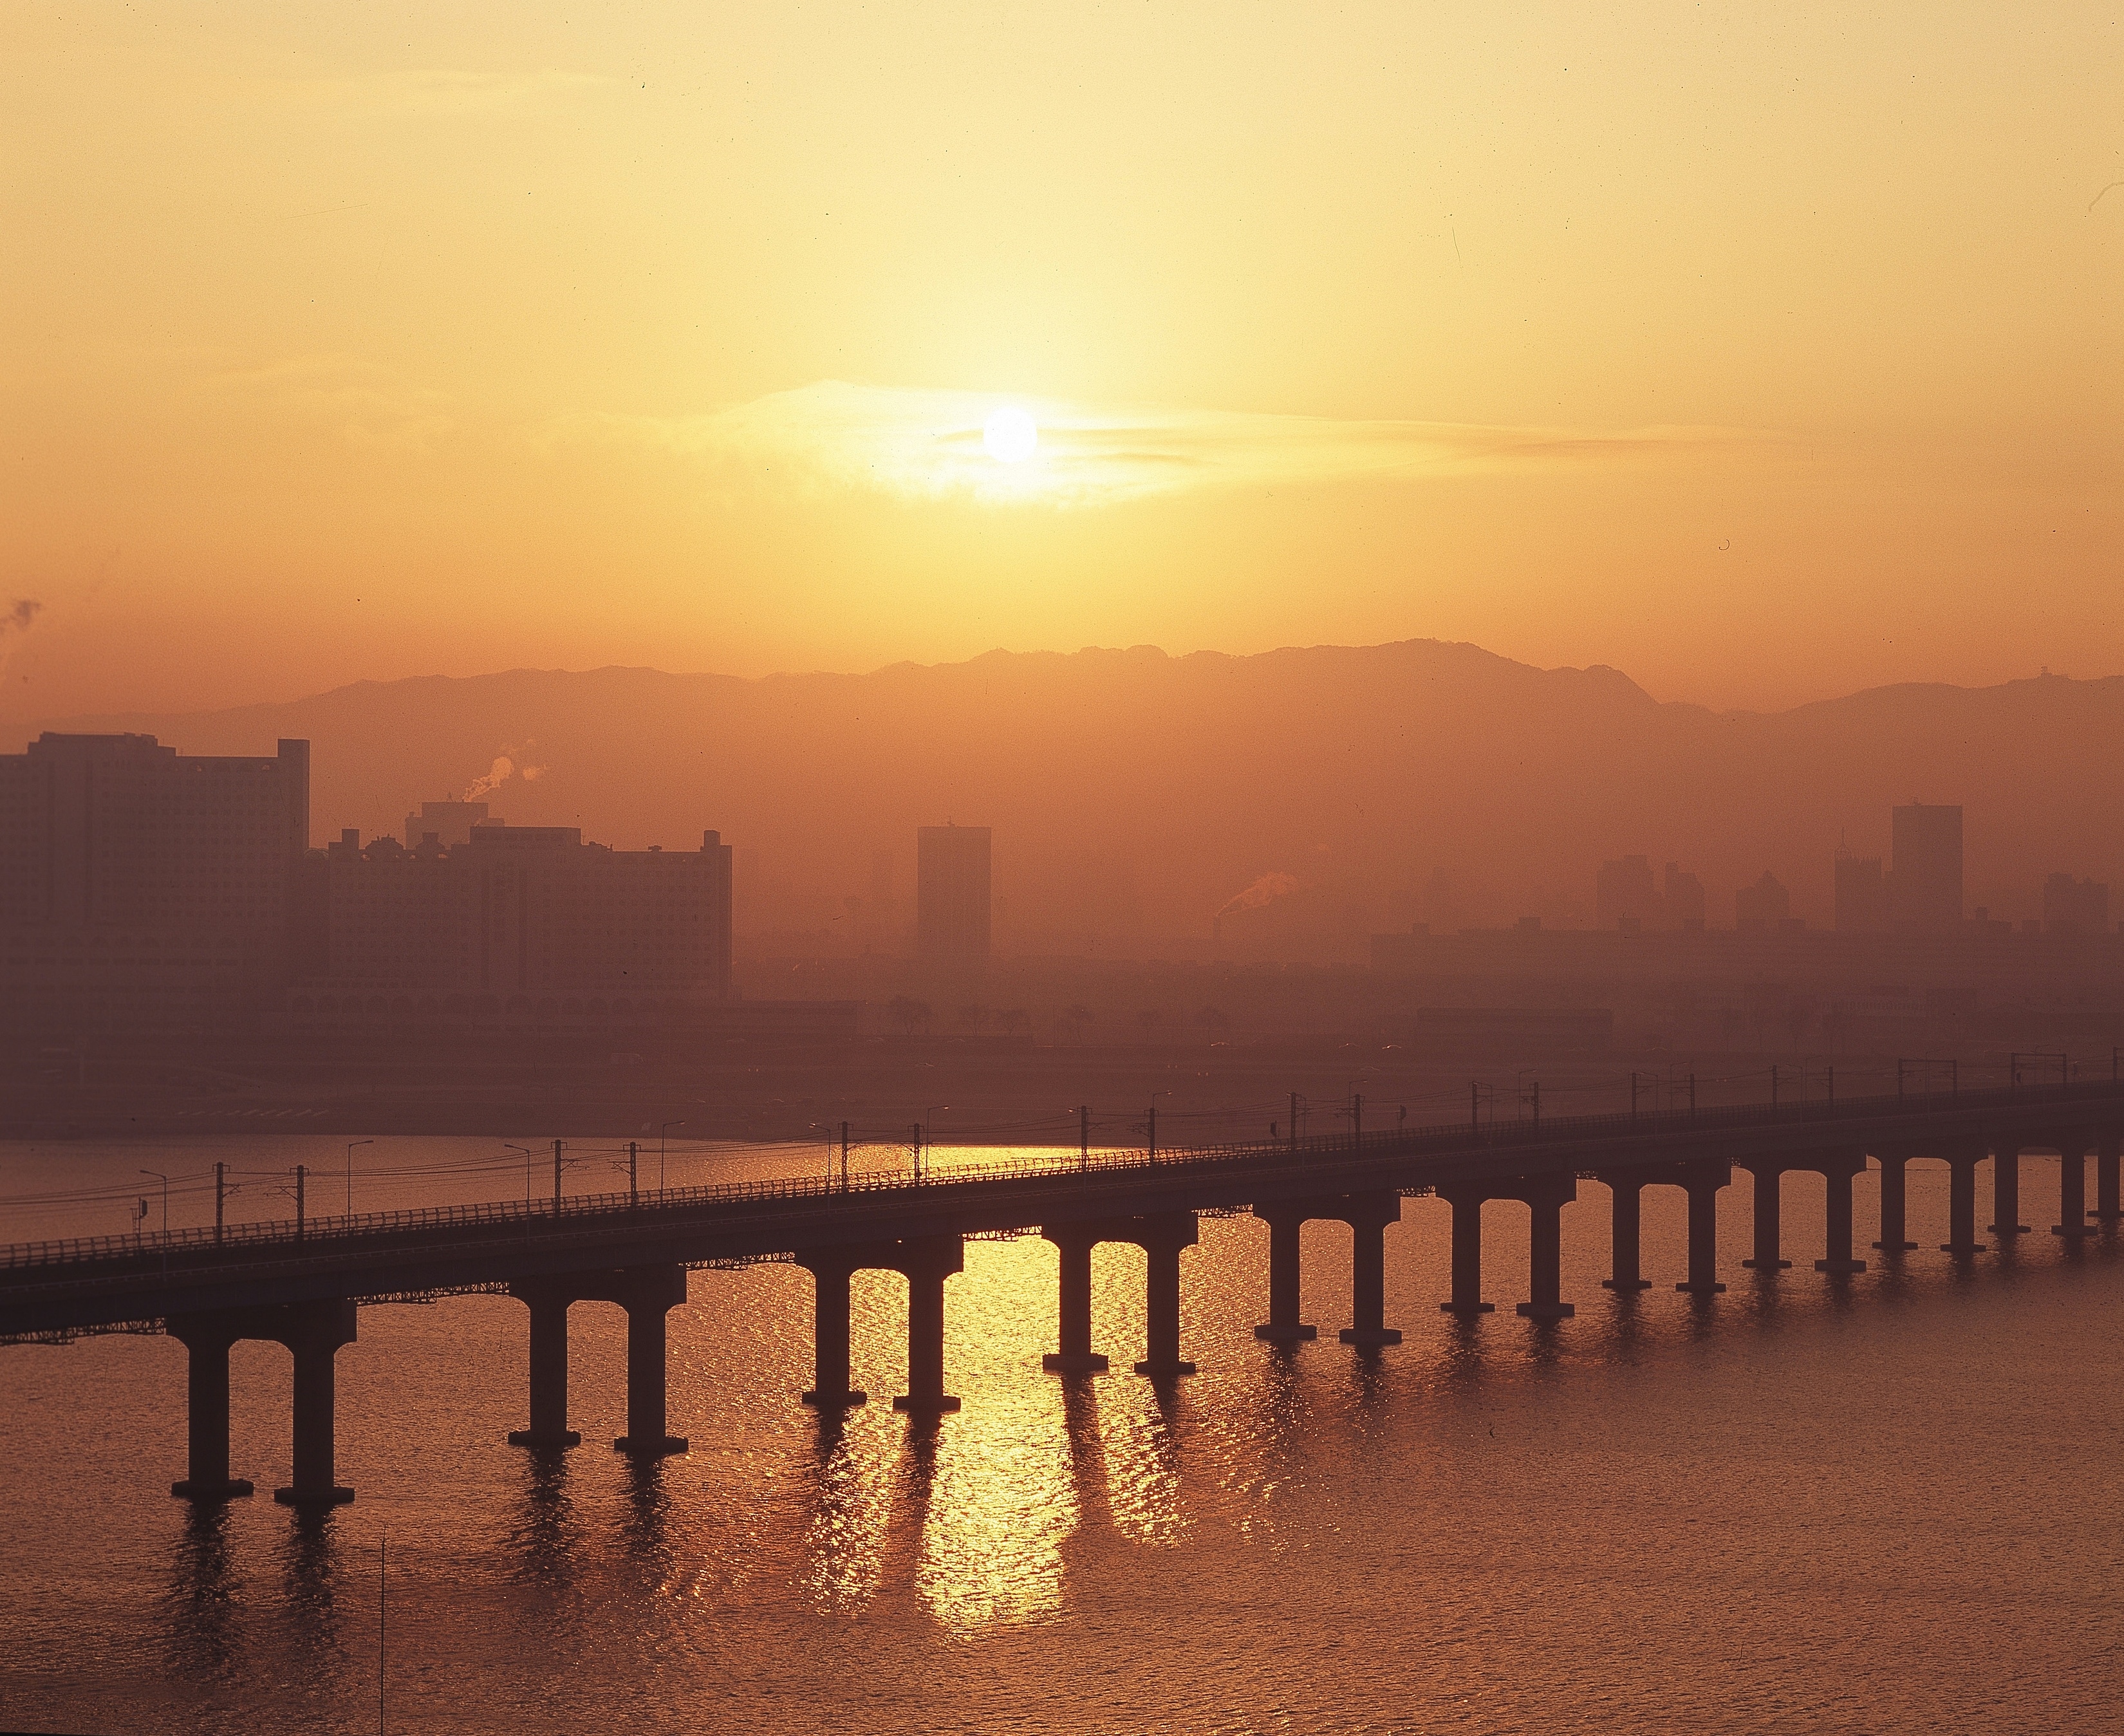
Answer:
[{"left": 3, "top": 1076, "right": 2118, "bottom": 1278}]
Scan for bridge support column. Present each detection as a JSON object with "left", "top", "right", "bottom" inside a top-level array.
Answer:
[
  {"left": 1340, "top": 1194, "right": 1404, "bottom": 1345},
  {"left": 1989, "top": 1146, "right": 2028, "bottom": 1236},
  {"left": 1041, "top": 1228, "right": 1109, "bottom": 1372},
  {"left": 1873, "top": 1155, "right": 1917, "bottom": 1252},
  {"left": 2097, "top": 1135, "right": 2121, "bottom": 1224},
  {"left": 1516, "top": 1178, "right": 1576, "bottom": 1320},
  {"left": 1943, "top": 1151, "right": 1987, "bottom": 1253},
  {"left": 2053, "top": 1134, "right": 2091, "bottom": 1237},
  {"left": 1597, "top": 1173, "right": 1652, "bottom": 1291},
  {"left": 273, "top": 1300, "right": 358, "bottom": 1507},
  {"left": 1675, "top": 1164, "right": 1728, "bottom": 1293},
  {"left": 507, "top": 1283, "right": 581, "bottom": 1448},
  {"left": 611, "top": 1265, "right": 689, "bottom": 1455},
  {"left": 800, "top": 1255, "right": 868, "bottom": 1405},
  {"left": 893, "top": 1237, "right": 964, "bottom": 1411},
  {"left": 1814, "top": 1155, "right": 1868, "bottom": 1273},
  {"left": 168, "top": 1316, "right": 253, "bottom": 1500},
  {"left": 1743, "top": 1164, "right": 1790, "bottom": 1269},
  {"left": 1438, "top": 1187, "right": 1494, "bottom": 1314},
  {"left": 1252, "top": 1209, "right": 1317, "bottom": 1343},
  {"left": 1132, "top": 1213, "right": 1199, "bottom": 1377}
]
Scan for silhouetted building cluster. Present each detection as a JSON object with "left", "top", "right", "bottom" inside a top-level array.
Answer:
[
  {"left": 293, "top": 822, "right": 732, "bottom": 1029},
  {"left": 1594, "top": 855, "right": 1706, "bottom": 931},
  {"left": 2044, "top": 872, "right": 2109, "bottom": 936}
]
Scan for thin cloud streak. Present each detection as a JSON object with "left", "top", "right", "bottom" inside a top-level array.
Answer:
[{"left": 564, "top": 381, "right": 1753, "bottom": 507}]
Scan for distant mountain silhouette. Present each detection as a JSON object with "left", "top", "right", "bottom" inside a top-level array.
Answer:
[{"left": 30, "top": 642, "right": 2123, "bottom": 946}]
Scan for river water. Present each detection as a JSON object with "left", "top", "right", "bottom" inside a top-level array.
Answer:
[{"left": 1, "top": 1135, "right": 2119, "bottom": 1735}]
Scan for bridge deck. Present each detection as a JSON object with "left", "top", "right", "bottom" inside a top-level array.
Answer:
[{"left": 4, "top": 1080, "right": 2119, "bottom": 1339}]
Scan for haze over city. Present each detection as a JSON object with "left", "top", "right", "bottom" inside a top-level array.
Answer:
[{"left": 3, "top": 8, "right": 2121, "bottom": 1736}]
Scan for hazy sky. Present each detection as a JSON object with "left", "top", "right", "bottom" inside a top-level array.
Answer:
[{"left": 5, "top": 4, "right": 2118, "bottom": 718}]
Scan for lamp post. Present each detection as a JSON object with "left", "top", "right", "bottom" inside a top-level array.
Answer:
[
  {"left": 922, "top": 1105, "right": 950, "bottom": 1184},
  {"left": 345, "top": 1139, "right": 373, "bottom": 1216},
  {"left": 505, "top": 1144, "right": 533, "bottom": 1208},
  {"left": 139, "top": 1169, "right": 169, "bottom": 1235}
]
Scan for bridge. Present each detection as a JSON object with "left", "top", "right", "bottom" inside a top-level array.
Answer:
[{"left": 5, "top": 1079, "right": 2119, "bottom": 1506}]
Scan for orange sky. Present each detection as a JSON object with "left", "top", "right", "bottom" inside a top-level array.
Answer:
[{"left": 4, "top": 4, "right": 2119, "bottom": 720}]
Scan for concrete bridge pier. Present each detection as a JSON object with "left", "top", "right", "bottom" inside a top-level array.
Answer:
[
  {"left": 1942, "top": 1150, "right": 1988, "bottom": 1253},
  {"left": 1989, "top": 1146, "right": 2029, "bottom": 1237},
  {"left": 1041, "top": 1227, "right": 1110, "bottom": 1372},
  {"left": 1595, "top": 1171, "right": 1653, "bottom": 1291},
  {"left": 2053, "top": 1133, "right": 2091, "bottom": 1237},
  {"left": 168, "top": 1314, "right": 253, "bottom": 1500},
  {"left": 1338, "top": 1193, "right": 1404, "bottom": 1345},
  {"left": 891, "top": 1236, "right": 965, "bottom": 1412},
  {"left": 1742, "top": 1163, "right": 1792, "bottom": 1269},
  {"left": 1873, "top": 1153, "right": 1918, "bottom": 1252},
  {"left": 1130, "top": 1213, "right": 1200, "bottom": 1377},
  {"left": 507, "top": 1282, "right": 582, "bottom": 1448},
  {"left": 1516, "top": 1178, "right": 1577, "bottom": 1320},
  {"left": 1437, "top": 1186, "right": 1495, "bottom": 1314},
  {"left": 1251, "top": 1208, "right": 1318, "bottom": 1343},
  {"left": 273, "top": 1300, "right": 358, "bottom": 1507},
  {"left": 611, "top": 1265, "right": 690, "bottom": 1455},
  {"left": 1675, "top": 1164, "right": 1729, "bottom": 1293},
  {"left": 799, "top": 1253, "right": 870, "bottom": 1405},
  {"left": 2097, "top": 1135, "right": 2121, "bottom": 1224},
  {"left": 1814, "top": 1155, "right": 1868, "bottom": 1273}
]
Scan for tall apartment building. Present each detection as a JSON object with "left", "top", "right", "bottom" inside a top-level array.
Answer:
[
  {"left": 295, "top": 822, "right": 733, "bottom": 1027},
  {"left": 0, "top": 733, "right": 310, "bottom": 1032},
  {"left": 1890, "top": 803, "right": 1963, "bottom": 932},
  {"left": 917, "top": 825, "right": 991, "bottom": 962}
]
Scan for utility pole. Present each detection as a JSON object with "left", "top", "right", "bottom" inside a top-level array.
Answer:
[
  {"left": 552, "top": 1139, "right": 563, "bottom": 1213},
  {"left": 214, "top": 1161, "right": 226, "bottom": 1245},
  {"left": 295, "top": 1164, "right": 307, "bottom": 1242},
  {"left": 1079, "top": 1105, "right": 1090, "bottom": 1171},
  {"left": 1290, "top": 1092, "right": 1300, "bottom": 1155},
  {"left": 842, "top": 1120, "right": 852, "bottom": 1191},
  {"left": 628, "top": 1141, "right": 638, "bottom": 1206},
  {"left": 912, "top": 1123, "right": 922, "bottom": 1185}
]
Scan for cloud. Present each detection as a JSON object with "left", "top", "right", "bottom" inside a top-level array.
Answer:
[
  {"left": 559, "top": 380, "right": 1749, "bottom": 508},
  {"left": 205, "top": 354, "right": 454, "bottom": 453}
]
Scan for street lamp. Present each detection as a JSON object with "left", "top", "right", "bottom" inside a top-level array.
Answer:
[
  {"left": 922, "top": 1105, "right": 950, "bottom": 1184},
  {"left": 505, "top": 1144, "right": 533, "bottom": 1207},
  {"left": 1149, "top": 1089, "right": 1173, "bottom": 1162},
  {"left": 139, "top": 1169, "right": 169, "bottom": 1235},
  {"left": 345, "top": 1139, "right": 373, "bottom": 1216}
]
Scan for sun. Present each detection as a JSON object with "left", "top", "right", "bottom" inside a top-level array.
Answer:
[{"left": 982, "top": 404, "right": 1038, "bottom": 464}]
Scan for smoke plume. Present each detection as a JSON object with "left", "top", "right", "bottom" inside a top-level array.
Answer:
[{"left": 1216, "top": 872, "right": 1300, "bottom": 919}]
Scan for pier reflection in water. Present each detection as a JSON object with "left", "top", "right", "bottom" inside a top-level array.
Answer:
[{"left": 3, "top": 1142, "right": 2121, "bottom": 1734}]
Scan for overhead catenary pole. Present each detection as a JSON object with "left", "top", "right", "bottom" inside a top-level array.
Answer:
[
  {"left": 628, "top": 1141, "right": 638, "bottom": 1206},
  {"left": 214, "top": 1161, "right": 226, "bottom": 1245},
  {"left": 1079, "top": 1105, "right": 1090, "bottom": 1171},
  {"left": 295, "top": 1164, "right": 306, "bottom": 1242},
  {"left": 552, "top": 1139, "right": 563, "bottom": 1213},
  {"left": 842, "top": 1120, "right": 852, "bottom": 1191},
  {"left": 1352, "top": 1092, "right": 1363, "bottom": 1146},
  {"left": 1290, "top": 1092, "right": 1300, "bottom": 1155}
]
